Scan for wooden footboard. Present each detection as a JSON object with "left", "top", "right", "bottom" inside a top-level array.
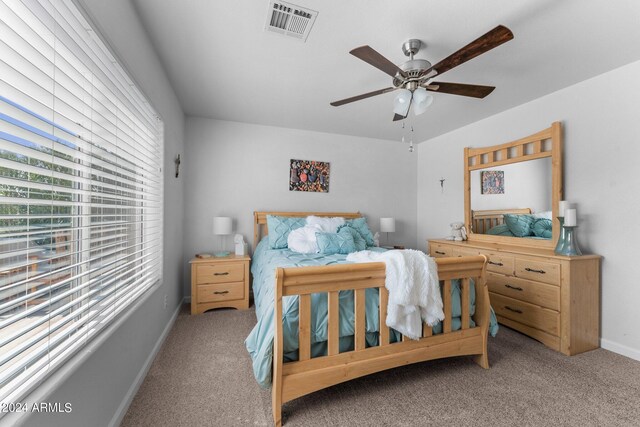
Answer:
[{"left": 271, "top": 255, "right": 489, "bottom": 426}]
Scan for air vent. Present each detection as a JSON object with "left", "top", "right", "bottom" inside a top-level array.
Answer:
[{"left": 265, "top": 1, "right": 318, "bottom": 42}]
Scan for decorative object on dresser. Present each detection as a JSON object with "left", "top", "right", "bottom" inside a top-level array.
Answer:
[
  {"left": 556, "top": 208, "right": 582, "bottom": 256},
  {"left": 452, "top": 121, "right": 601, "bottom": 355},
  {"left": 380, "top": 217, "right": 396, "bottom": 246},
  {"left": 446, "top": 222, "right": 467, "bottom": 241},
  {"left": 189, "top": 254, "right": 250, "bottom": 314},
  {"left": 554, "top": 200, "right": 570, "bottom": 253},
  {"left": 213, "top": 216, "right": 233, "bottom": 257},
  {"left": 252, "top": 211, "right": 493, "bottom": 427}
]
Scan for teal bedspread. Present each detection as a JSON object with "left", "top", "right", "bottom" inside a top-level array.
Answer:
[{"left": 245, "top": 238, "right": 498, "bottom": 387}]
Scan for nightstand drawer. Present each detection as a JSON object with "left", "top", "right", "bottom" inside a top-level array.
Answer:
[
  {"left": 515, "top": 258, "right": 560, "bottom": 286},
  {"left": 430, "top": 243, "right": 454, "bottom": 258},
  {"left": 487, "top": 272, "right": 560, "bottom": 311},
  {"left": 490, "top": 292, "right": 559, "bottom": 336},
  {"left": 197, "top": 281, "right": 244, "bottom": 303},
  {"left": 196, "top": 263, "right": 244, "bottom": 285}
]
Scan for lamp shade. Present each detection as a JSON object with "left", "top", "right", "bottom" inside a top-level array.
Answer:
[
  {"left": 380, "top": 217, "right": 396, "bottom": 233},
  {"left": 412, "top": 87, "right": 433, "bottom": 115},
  {"left": 213, "top": 217, "right": 233, "bottom": 235},
  {"left": 393, "top": 89, "right": 412, "bottom": 116}
]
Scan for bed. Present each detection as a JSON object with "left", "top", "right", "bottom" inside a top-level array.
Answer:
[
  {"left": 247, "top": 211, "right": 495, "bottom": 426},
  {"left": 471, "top": 208, "right": 531, "bottom": 234},
  {"left": 473, "top": 208, "right": 553, "bottom": 239}
]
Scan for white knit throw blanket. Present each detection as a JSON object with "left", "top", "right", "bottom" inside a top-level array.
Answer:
[{"left": 346, "top": 249, "right": 443, "bottom": 340}]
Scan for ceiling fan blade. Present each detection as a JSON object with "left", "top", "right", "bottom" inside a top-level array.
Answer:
[
  {"left": 422, "top": 25, "right": 513, "bottom": 78},
  {"left": 350, "top": 45, "right": 406, "bottom": 79},
  {"left": 425, "top": 82, "right": 495, "bottom": 98},
  {"left": 330, "top": 87, "right": 397, "bottom": 107}
]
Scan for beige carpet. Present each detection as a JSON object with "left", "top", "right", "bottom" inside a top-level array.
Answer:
[{"left": 121, "top": 305, "right": 640, "bottom": 426}]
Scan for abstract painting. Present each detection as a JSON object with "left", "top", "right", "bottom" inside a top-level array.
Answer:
[
  {"left": 289, "top": 159, "right": 330, "bottom": 193},
  {"left": 481, "top": 170, "right": 504, "bottom": 194}
]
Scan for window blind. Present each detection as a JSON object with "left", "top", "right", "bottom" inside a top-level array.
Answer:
[{"left": 0, "top": 0, "right": 163, "bottom": 404}]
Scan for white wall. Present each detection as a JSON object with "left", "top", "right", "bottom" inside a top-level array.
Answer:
[
  {"left": 417, "top": 59, "right": 640, "bottom": 359},
  {"left": 12, "top": 1, "right": 186, "bottom": 426},
  {"left": 184, "top": 118, "right": 417, "bottom": 295},
  {"left": 470, "top": 159, "right": 552, "bottom": 214}
]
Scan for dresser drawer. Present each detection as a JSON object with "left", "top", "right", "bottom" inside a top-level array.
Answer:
[
  {"left": 196, "top": 263, "right": 244, "bottom": 285},
  {"left": 487, "top": 272, "right": 560, "bottom": 311},
  {"left": 197, "top": 281, "right": 244, "bottom": 303},
  {"left": 490, "top": 292, "right": 559, "bottom": 336},
  {"left": 453, "top": 247, "right": 480, "bottom": 257},
  {"left": 430, "top": 243, "right": 455, "bottom": 258},
  {"left": 515, "top": 258, "right": 560, "bottom": 286},
  {"left": 481, "top": 252, "right": 514, "bottom": 275}
]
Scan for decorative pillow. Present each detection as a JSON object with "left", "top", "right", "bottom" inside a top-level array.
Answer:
[
  {"left": 315, "top": 231, "right": 356, "bottom": 255},
  {"left": 337, "top": 224, "right": 366, "bottom": 251},
  {"left": 345, "top": 217, "right": 375, "bottom": 247},
  {"left": 486, "top": 224, "right": 515, "bottom": 236},
  {"left": 306, "top": 216, "right": 345, "bottom": 233},
  {"left": 503, "top": 214, "right": 536, "bottom": 237},
  {"left": 287, "top": 224, "right": 322, "bottom": 253},
  {"left": 531, "top": 218, "right": 553, "bottom": 239},
  {"left": 266, "top": 215, "right": 306, "bottom": 249}
]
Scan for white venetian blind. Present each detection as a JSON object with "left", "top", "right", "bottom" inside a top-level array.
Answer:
[{"left": 0, "top": 0, "right": 163, "bottom": 403}]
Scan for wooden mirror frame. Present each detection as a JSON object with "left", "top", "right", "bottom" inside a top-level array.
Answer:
[{"left": 464, "top": 122, "right": 563, "bottom": 249}]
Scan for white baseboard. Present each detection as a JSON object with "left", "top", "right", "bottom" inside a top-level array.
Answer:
[
  {"left": 108, "top": 298, "right": 184, "bottom": 427},
  {"left": 601, "top": 338, "right": 640, "bottom": 361}
]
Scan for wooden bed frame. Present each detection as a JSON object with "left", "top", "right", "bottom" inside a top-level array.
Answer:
[
  {"left": 254, "top": 212, "right": 490, "bottom": 427},
  {"left": 471, "top": 208, "right": 532, "bottom": 234}
]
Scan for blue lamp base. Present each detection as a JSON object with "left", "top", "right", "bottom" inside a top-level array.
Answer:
[
  {"left": 555, "top": 225, "right": 582, "bottom": 256},
  {"left": 214, "top": 251, "right": 230, "bottom": 257}
]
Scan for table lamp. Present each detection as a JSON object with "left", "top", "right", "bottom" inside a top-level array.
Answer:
[
  {"left": 213, "top": 216, "right": 233, "bottom": 257},
  {"left": 380, "top": 217, "right": 396, "bottom": 246}
]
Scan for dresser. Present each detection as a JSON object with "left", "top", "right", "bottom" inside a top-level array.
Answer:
[
  {"left": 428, "top": 239, "right": 600, "bottom": 355},
  {"left": 189, "top": 255, "right": 250, "bottom": 314}
]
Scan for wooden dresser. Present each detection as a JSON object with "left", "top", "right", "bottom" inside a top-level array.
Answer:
[
  {"left": 189, "top": 255, "right": 250, "bottom": 314},
  {"left": 428, "top": 239, "right": 600, "bottom": 355}
]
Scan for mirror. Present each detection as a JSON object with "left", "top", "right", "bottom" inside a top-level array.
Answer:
[{"left": 464, "top": 122, "right": 563, "bottom": 249}]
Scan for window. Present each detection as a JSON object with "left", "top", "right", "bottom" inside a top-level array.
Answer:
[{"left": 0, "top": 0, "right": 163, "bottom": 404}]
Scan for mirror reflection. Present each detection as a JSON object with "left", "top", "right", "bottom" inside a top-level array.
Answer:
[{"left": 470, "top": 158, "right": 553, "bottom": 239}]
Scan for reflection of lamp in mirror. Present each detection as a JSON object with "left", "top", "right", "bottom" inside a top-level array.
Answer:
[
  {"left": 380, "top": 218, "right": 396, "bottom": 246},
  {"left": 213, "top": 217, "right": 233, "bottom": 257}
]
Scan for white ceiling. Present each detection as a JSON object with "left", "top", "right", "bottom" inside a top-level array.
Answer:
[{"left": 132, "top": 0, "right": 640, "bottom": 142}]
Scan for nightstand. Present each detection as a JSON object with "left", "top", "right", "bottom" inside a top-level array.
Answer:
[{"left": 189, "top": 254, "right": 250, "bottom": 315}]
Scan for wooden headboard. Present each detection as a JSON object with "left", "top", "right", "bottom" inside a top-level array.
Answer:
[
  {"left": 253, "top": 211, "right": 362, "bottom": 251},
  {"left": 471, "top": 208, "right": 531, "bottom": 234}
]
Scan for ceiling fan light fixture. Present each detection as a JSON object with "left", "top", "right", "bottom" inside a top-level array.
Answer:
[
  {"left": 393, "top": 89, "right": 411, "bottom": 116},
  {"left": 413, "top": 87, "right": 433, "bottom": 116}
]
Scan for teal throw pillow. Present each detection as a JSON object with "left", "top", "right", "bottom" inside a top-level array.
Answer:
[
  {"left": 266, "top": 215, "right": 306, "bottom": 249},
  {"left": 503, "top": 214, "right": 535, "bottom": 237},
  {"left": 316, "top": 231, "right": 356, "bottom": 255},
  {"left": 337, "top": 224, "right": 366, "bottom": 251},
  {"left": 345, "top": 217, "right": 375, "bottom": 247},
  {"left": 486, "top": 224, "right": 515, "bottom": 236},
  {"left": 531, "top": 218, "right": 553, "bottom": 239}
]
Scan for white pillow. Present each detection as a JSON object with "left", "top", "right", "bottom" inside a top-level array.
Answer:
[
  {"left": 305, "top": 215, "right": 345, "bottom": 233},
  {"left": 287, "top": 224, "right": 322, "bottom": 254},
  {"left": 532, "top": 210, "right": 553, "bottom": 220}
]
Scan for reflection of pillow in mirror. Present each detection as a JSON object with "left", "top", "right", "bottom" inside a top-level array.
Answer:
[
  {"left": 503, "top": 214, "right": 536, "bottom": 237},
  {"left": 532, "top": 218, "right": 553, "bottom": 239},
  {"left": 533, "top": 211, "right": 553, "bottom": 220},
  {"left": 486, "top": 224, "right": 515, "bottom": 236}
]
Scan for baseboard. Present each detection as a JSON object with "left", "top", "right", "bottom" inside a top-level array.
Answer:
[
  {"left": 108, "top": 298, "right": 184, "bottom": 427},
  {"left": 184, "top": 296, "right": 191, "bottom": 303},
  {"left": 601, "top": 338, "right": 640, "bottom": 361}
]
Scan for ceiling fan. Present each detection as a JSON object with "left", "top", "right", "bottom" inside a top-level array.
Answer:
[{"left": 330, "top": 25, "right": 514, "bottom": 121}]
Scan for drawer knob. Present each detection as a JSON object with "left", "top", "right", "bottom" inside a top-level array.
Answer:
[
  {"left": 435, "top": 251, "right": 446, "bottom": 255},
  {"left": 213, "top": 290, "right": 229, "bottom": 295},
  {"left": 488, "top": 261, "right": 504, "bottom": 266},
  {"left": 505, "top": 284, "right": 523, "bottom": 291},
  {"left": 524, "top": 267, "right": 546, "bottom": 274},
  {"left": 214, "top": 272, "right": 229, "bottom": 276},
  {"left": 505, "top": 306, "right": 523, "bottom": 314}
]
